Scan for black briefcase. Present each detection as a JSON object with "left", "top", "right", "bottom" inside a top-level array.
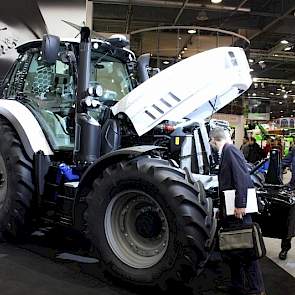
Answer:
[{"left": 218, "top": 222, "right": 266, "bottom": 260}]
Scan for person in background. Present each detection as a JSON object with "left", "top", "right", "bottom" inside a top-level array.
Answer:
[
  {"left": 240, "top": 137, "right": 250, "bottom": 159},
  {"left": 247, "top": 138, "right": 263, "bottom": 164},
  {"left": 281, "top": 142, "right": 295, "bottom": 188},
  {"left": 210, "top": 127, "right": 266, "bottom": 295},
  {"left": 279, "top": 142, "right": 295, "bottom": 260},
  {"left": 272, "top": 138, "right": 283, "bottom": 158},
  {"left": 288, "top": 137, "right": 295, "bottom": 152},
  {"left": 278, "top": 138, "right": 284, "bottom": 156},
  {"left": 262, "top": 137, "right": 272, "bottom": 158}
]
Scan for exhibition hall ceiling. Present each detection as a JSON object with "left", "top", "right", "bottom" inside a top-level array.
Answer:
[
  {"left": 1, "top": 1, "right": 295, "bottom": 118},
  {"left": 92, "top": 0, "right": 295, "bottom": 118}
]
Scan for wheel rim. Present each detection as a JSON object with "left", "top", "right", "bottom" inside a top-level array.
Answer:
[
  {"left": 0, "top": 154, "right": 7, "bottom": 209},
  {"left": 104, "top": 190, "right": 169, "bottom": 269}
]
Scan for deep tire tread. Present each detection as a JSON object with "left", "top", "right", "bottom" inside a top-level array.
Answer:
[
  {"left": 85, "top": 155, "right": 215, "bottom": 288},
  {"left": 0, "top": 116, "right": 34, "bottom": 238}
]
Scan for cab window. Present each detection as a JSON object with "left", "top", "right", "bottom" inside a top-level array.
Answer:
[{"left": 7, "top": 49, "right": 75, "bottom": 150}]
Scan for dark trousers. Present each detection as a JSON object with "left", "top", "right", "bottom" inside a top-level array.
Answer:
[
  {"left": 221, "top": 214, "right": 265, "bottom": 294},
  {"left": 281, "top": 237, "right": 292, "bottom": 251}
]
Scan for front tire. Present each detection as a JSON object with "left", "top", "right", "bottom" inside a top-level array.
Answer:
[
  {"left": 0, "top": 117, "right": 34, "bottom": 238},
  {"left": 85, "top": 156, "right": 215, "bottom": 288}
]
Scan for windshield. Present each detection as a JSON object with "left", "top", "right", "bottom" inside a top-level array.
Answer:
[
  {"left": 90, "top": 51, "right": 133, "bottom": 104},
  {"left": 6, "top": 46, "right": 134, "bottom": 151}
]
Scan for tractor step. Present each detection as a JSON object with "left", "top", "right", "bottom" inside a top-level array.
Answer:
[{"left": 64, "top": 181, "right": 79, "bottom": 198}]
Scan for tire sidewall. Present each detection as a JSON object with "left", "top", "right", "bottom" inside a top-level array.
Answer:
[
  {"left": 88, "top": 169, "right": 187, "bottom": 284},
  {"left": 0, "top": 136, "right": 18, "bottom": 229},
  {"left": 0, "top": 119, "right": 34, "bottom": 236}
]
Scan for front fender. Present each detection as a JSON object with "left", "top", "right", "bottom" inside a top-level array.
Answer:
[{"left": 0, "top": 99, "right": 53, "bottom": 159}]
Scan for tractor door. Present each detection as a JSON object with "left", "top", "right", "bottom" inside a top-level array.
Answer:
[{"left": 4, "top": 47, "right": 75, "bottom": 151}]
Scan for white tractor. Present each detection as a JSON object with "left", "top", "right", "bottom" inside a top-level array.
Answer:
[{"left": 0, "top": 27, "right": 251, "bottom": 289}]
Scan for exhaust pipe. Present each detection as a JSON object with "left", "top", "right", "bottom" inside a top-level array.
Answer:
[{"left": 74, "top": 27, "right": 101, "bottom": 164}]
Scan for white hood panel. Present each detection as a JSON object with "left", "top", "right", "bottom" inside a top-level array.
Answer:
[{"left": 111, "top": 47, "right": 251, "bottom": 136}]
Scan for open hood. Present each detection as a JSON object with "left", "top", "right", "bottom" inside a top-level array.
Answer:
[{"left": 111, "top": 47, "right": 252, "bottom": 136}]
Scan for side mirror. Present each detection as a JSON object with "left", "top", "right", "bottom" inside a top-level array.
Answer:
[
  {"left": 137, "top": 53, "right": 150, "bottom": 83},
  {"left": 41, "top": 34, "right": 60, "bottom": 65}
]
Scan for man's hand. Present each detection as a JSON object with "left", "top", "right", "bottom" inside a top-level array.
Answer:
[{"left": 234, "top": 207, "right": 246, "bottom": 219}]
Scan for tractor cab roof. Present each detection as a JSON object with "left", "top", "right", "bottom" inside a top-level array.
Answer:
[{"left": 17, "top": 38, "right": 136, "bottom": 62}]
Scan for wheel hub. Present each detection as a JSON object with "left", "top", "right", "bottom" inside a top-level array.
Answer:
[
  {"left": 104, "top": 190, "right": 169, "bottom": 269},
  {"left": 135, "top": 210, "right": 162, "bottom": 239}
]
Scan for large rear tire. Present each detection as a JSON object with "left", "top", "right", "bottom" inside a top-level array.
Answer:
[
  {"left": 0, "top": 117, "right": 34, "bottom": 238},
  {"left": 85, "top": 156, "right": 215, "bottom": 288}
]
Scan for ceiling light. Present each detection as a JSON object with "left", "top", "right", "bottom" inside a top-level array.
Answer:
[
  {"left": 252, "top": 77, "right": 258, "bottom": 82},
  {"left": 279, "top": 101, "right": 283, "bottom": 104},
  {"left": 284, "top": 46, "right": 292, "bottom": 51},
  {"left": 248, "top": 59, "right": 254, "bottom": 63},
  {"left": 250, "top": 68, "right": 254, "bottom": 72},
  {"left": 280, "top": 110, "right": 283, "bottom": 112},
  {"left": 270, "top": 92, "right": 274, "bottom": 95},
  {"left": 184, "top": 47, "right": 187, "bottom": 51},
  {"left": 281, "top": 40, "right": 289, "bottom": 44},
  {"left": 292, "top": 81, "right": 295, "bottom": 84},
  {"left": 252, "top": 93, "right": 256, "bottom": 96},
  {"left": 291, "top": 115, "right": 294, "bottom": 117},
  {"left": 258, "top": 60, "right": 265, "bottom": 64},
  {"left": 181, "top": 50, "right": 185, "bottom": 54},
  {"left": 274, "top": 54, "right": 279, "bottom": 57},
  {"left": 211, "top": 0, "right": 223, "bottom": 3},
  {"left": 178, "top": 36, "right": 182, "bottom": 40},
  {"left": 188, "top": 29, "right": 196, "bottom": 34},
  {"left": 163, "top": 60, "right": 170, "bottom": 65},
  {"left": 283, "top": 94, "right": 288, "bottom": 99},
  {"left": 196, "top": 10, "right": 208, "bottom": 21}
]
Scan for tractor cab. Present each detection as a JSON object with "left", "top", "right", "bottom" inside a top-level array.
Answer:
[{"left": 1, "top": 35, "right": 136, "bottom": 152}]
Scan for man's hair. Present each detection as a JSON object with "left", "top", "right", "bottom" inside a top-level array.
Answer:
[{"left": 209, "top": 127, "right": 230, "bottom": 142}]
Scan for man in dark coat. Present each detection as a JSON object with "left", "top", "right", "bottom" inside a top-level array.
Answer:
[
  {"left": 210, "top": 127, "right": 266, "bottom": 295},
  {"left": 279, "top": 145, "right": 295, "bottom": 259},
  {"left": 281, "top": 144, "right": 295, "bottom": 188},
  {"left": 247, "top": 138, "right": 264, "bottom": 164}
]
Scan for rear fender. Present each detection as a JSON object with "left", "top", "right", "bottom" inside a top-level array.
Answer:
[
  {"left": 73, "top": 145, "right": 165, "bottom": 229},
  {"left": 0, "top": 100, "right": 53, "bottom": 159}
]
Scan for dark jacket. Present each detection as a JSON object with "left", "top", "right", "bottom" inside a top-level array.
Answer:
[
  {"left": 281, "top": 147, "right": 295, "bottom": 238},
  {"left": 218, "top": 143, "right": 254, "bottom": 209},
  {"left": 281, "top": 146, "right": 295, "bottom": 186},
  {"left": 247, "top": 143, "right": 263, "bottom": 164}
]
